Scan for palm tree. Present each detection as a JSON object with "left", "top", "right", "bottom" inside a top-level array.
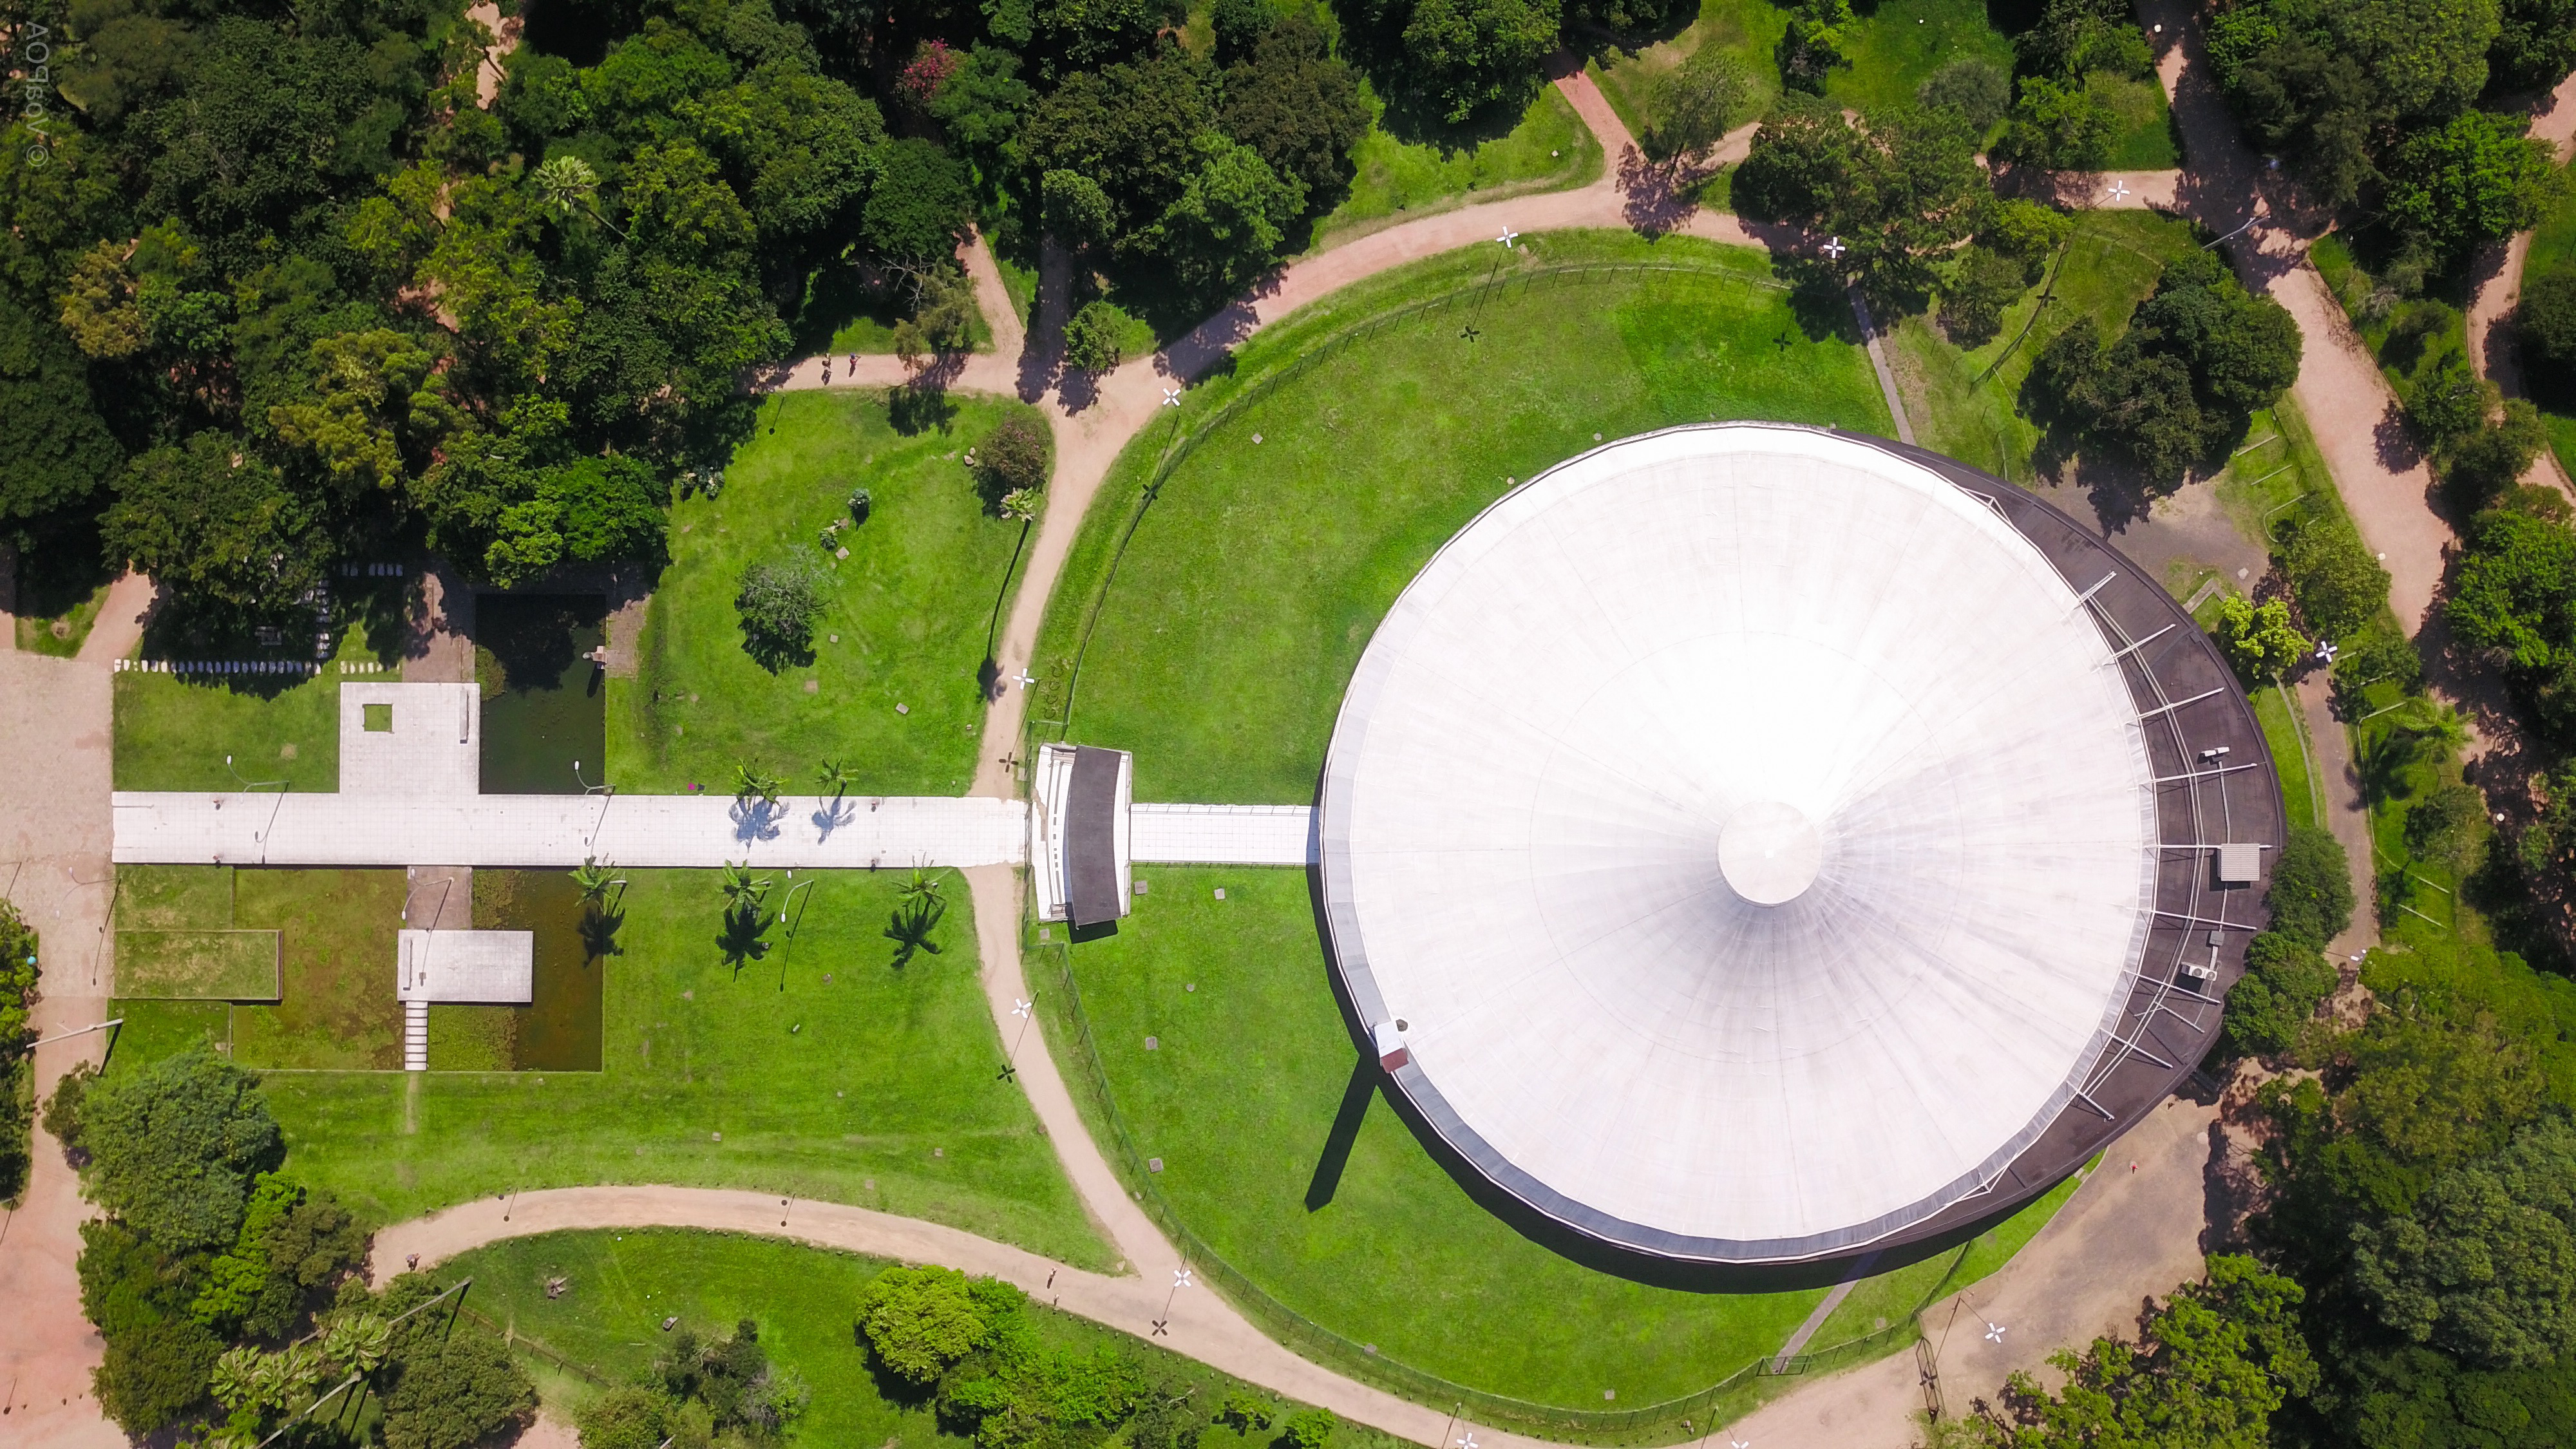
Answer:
[
  {"left": 321, "top": 1314, "right": 391, "bottom": 1377},
  {"left": 816, "top": 757, "right": 854, "bottom": 798},
  {"left": 721, "top": 860, "right": 773, "bottom": 916},
  {"left": 898, "top": 867, "right": 944, "bottom": 910},
  {"left": 531, "top": 153, "right": 626, "bottom": 237},
  {"left": 568, "top": 856, "right": 616, "bottom": 906},
  {"left": 734, "top": 761, "right": 783, "bottom": 807},
  {"left": 2390, "top": 697, "right": 2470, "bottom": 761}
]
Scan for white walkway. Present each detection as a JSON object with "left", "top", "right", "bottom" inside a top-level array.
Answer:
[
  {"left": 113, "top": 792, "right": 1318, "bottom": 868},
  {"left": 1132, "top": 804, "right": 1315, "bottom": 866}
]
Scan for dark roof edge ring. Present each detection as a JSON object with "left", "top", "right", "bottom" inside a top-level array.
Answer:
[{"left": 1314, "top": 422, "right": 2286, "bottom": 1269}]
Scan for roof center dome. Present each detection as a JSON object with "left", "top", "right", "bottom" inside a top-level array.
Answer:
[{"left": 1717, "top": 800, "right": 1823, "bottom": 905}]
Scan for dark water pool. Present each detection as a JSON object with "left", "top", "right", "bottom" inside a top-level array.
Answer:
[
  {"left": 469, "top": 867, "right": 604, "bottom": 1072},
  {"left": 475, "top": 594, "right": 607, "bottom": 795}
]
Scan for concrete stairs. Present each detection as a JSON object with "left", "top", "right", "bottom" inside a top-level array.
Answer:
[{"left": 403, "top": 999, "right": 428, "bottom": 1071}]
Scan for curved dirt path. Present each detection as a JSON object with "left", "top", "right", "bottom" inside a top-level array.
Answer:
[{"left": 2465, "top": 70, "right": 2576, "bottom": 494}]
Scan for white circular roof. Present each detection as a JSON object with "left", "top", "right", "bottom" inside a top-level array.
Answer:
[{"left": 1319, "top": 425, "right": 2159, "bottom": 1260}]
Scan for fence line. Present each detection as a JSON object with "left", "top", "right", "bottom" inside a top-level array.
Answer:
[
  {"left": 454, "top": 1303, "right": 612, "bottom": 1387},
  {"left": 1024, "top": 922, "right": 1966, "bottom": 1443}
]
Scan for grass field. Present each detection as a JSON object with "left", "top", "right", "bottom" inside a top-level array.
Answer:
[
  {"left": 109, "top": 868, "right": 406, "bottom": 1068},
  {"left": 1312, "top": 84, "right": 1603, "bottom": 251},
  {"left": 1590, "top": 0, "right": 2171, "bottom": 173},
  {"left": 100, "top": 867, "right": 1107, "bottom": 1266},
  {"left": 1890, "top": 210, "right": 2200, "bottom": 485},
  {"left": 113, "top": 931, "right": 280, "bottom": 1000},
  {"left": 111, "top": 623, "right": 406, "bottom": 791},
  {"left": 1025, "top": 230, "right": 1890, "bottom": 805},
  {"left": 609, "top": 390, "right": 1037, "bottom": 797},
  {"left": 435, "top": 1228, "right": 1413, "bottom": 1449},
  {"left": 1035, "top": 866, "right": 2083, "bottom": 1412}
]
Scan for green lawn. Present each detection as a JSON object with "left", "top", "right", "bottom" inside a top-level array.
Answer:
[
  {"left": 105, "top": 867, "right": 1107, "bottom": 1267},
  {"left": 1311, "top": 84, "right": 1602, "bottom": 251},
  {"left": 1590, "top": 0, "right": 2172, "bottom": 180},
  {"left": 1890, "top": 210, "right": 2201, "bottom": 485},
  {"left": 1027, "top": 230, "right": 1890, "bottom": 805},
  {"left": 2309, "top": 232, "right": 2474, "bottom": 422},
  {"left": 609, "top": 390, "right": 1037, "bottom": 797},
  {"left": 1034, "top": 866, "right": 2083, "bottom": 1417},
  {"left": 433, "top": 1228, "right": 1415, "bottom": 1449},
  {"left": 109, "top": 868, "right": 410, "bottom": 1068},
  {"left": 2527, "top": 161, "right": 2576, "bottom": 480},
  {"left": 13, "top": 578, "right": 109, "bottom": 657},
  {"left": 111, "top": 620, "right": 408, "bottom": 792},
  {"left": 2254, "top": 680, "right": 2320, "bottom": 833},
  {"left": 113, "top": 931, "right": 281, "bottom": 1001}
]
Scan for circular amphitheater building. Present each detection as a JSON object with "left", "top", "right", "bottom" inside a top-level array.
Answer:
[{"left": 1316, "top": 424, "right": 2282, "bottom": 1269}]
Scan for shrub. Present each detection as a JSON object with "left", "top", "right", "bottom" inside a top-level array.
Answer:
[
  {"left": 94, "top": 1314, "right": 224, "bottom": 1434},
  {"left": 976, "top": 412, "right": 1052, "bottom": 503},
  {"left": 2521, "top": 267, "right": 2576, "bottom": 368},
  {"left": 44, "top": 1057, "right": 98, "bottom": 1155},
  {"left": 0, "top": 900, "right": 32, "bottom": 1062},
  {"left": 2214, "top": 595, "right": 2307, "bottom": 677},
  {"left": 2268, "top": 825, "right": 2356, "bottom": 947},
  {"left": 2405, "top": 783, "right": 2488, "bottom": 876},
  {"left": 577, "top": 1385, "right": 673, "bottom": 1449},
  {"left": 734, "top": 558, "right": 827, "bottom": 667},
  {"left": 2000, "top": 74, "right": 2117, "bottom": 172},
  {"left": 378, "top": 1276, "right": 536, "bottom": 1449},
  {"left": 1284, "top": 1408, "right": 1338, "bottom": 1449},
  {"left": 1918, "top": 57, "right": 2010, "bottom": 131},
  {"left": 2224, "top": 931, "right": 2338, "bottom": 1056},
  {"left": 1980, "top": 198, "right": 2072, "bottom": 282},
  {"left": 1064, "top": 300, "right": 1126, "bottom": 372},
  {"left": 2405, "top": 352, "right": 2496, "bottom": 456}
]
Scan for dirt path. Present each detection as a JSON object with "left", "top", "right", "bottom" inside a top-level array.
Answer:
[
  {"left": 2465, "top": 70, "right": 2576, "bottom": 494},
  {"left": 2139, "top": 0, "right": 2452, "bottom": 636},
  {"left": 963, "top": 229, "right": 1028, "bottom": 368},
  {"left": 0, "top": 647, "right": 124, "bottom": 1447}
]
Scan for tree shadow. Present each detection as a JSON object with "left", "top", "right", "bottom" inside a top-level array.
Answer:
[
  {"left": 719, "top": 905, "right": 772, "bottom": 973},
  {"left": 730, "top": 798, "right": 784, "bottom": 844},
  {"left": 812, "top": 795, "right": 855, "bottom": 841},
  {"left": 579, "top": 903, "right": 625, "bottom": 961},
  {"left": 887, "top": 379, "right": 961, "bottom": 435},
  {"left": 884, "top": 897, "right": 946, "bottom": 967},
  {"left": 1303, "top": 1057, "right": 1378, "bottom": 1211}
]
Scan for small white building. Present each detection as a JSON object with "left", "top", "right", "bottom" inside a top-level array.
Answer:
[{"left": 1029, "top": 744, "right": 1132, "bottom": 927}]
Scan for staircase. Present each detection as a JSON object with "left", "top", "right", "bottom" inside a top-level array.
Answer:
[{"left": 403, "top": 999, "right": 428, "bottom": 1071}]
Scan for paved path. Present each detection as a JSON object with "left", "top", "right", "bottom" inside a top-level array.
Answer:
[
  {"left": 0, "top": 645, "right": 124, "bottom": 1446},
  {"left": 2138, "top": 0, "right": 2454, "bottom": 636},
  {"left": 2465, "top": 70, "right": 2576, "bottom": 495}
]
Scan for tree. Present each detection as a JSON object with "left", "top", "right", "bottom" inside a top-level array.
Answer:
[
  {"left": 2382, "top": 109, "right": 2564, "bottom": 263},
  {"left": 1995, "top": 1255, "right": 2316, "bottom": 1449},
  {"left": 2000, "top": 75, "right": 2118, "bottom": 172},
  {"left": 95, "top": 1315, "right": 225, "bottom": 1434},
  {"left": 2448, "top": 505, "right": 2576, "bottom": 740},
  {"left": 1918, "top": 57, "right": 2011, "bottom": 132},
  {"left": 1643, "top": 47, "right": 1756, "bottom": 164},
  {"left": 1, "top": 900, "right": 35, "bottom": 1067},
  {"left": 977, "top": 412, "right": 1054, "bottom": 508},
  {"left": 2492, "top": 0, "right": 2576, "bottom": 90},
  {"left": 1938, "top": 246, "right": 2029, "bottom": 347},
  {"left": 733, "top": 763, "right": 784, "bottom": 808},
  {"left": 103, "top": 434, "right": 332, "bottom": 620},
  {"left": 1064, "top": 300, "right": 1126, "bottom": 372},
  {"left": 1218, "top": 14, "right": 1370, "bottom": 213},
  {"left": 2226, "top": 931, "right": 2338, "bottom": 1056},
  {"left": 376, "top": 1277, "right": 536, "bottom": 1449},
  {"left": 858, "top": 1264, "right": 1002, "bottom": 1385},
  {"left": 1736, "top": 100, "right": 1985, "bottom": 312},
  {"left": 1023, "top": 47, "right": 1216, "bottom": 250},
  {"left": 578, "top": 1385, "right": 676, "bottom": 1449},
  {"left": 1776, "top": 0, "right": 1853, "bottom": 95},
  {"left": 79, "top": 1045, "right": 283, "bottom": 1253},
  {"left": 1979, "top": 199, "right": 2072, "bottom": 283},
  {"left": 2351, "top": 1115, "right": 2576, "bottom": 1368},
  {"left": 2517, "top": 265, "right": 2576, "bottom": 368},
  {"left": 864, "top": 139, "right": 975, "bottom": 270},
  {"left": 570, "top": 857, "right": 617, "bottom": 905},
  {"left": 1, "top": 287, "right": 124, "bottom": 528},
  {"left": 735, "top": 556, "right": 827, "bottom": 667},
  {"left": 2447, "top": 399, "right": 2550, "bottom": 504},
  {"left": 2268, "top": 824, "right": 2357, "bottom": 947},
  {"left": 2280, "top": 514, "right": 2390, "bottom": 639},
  {"left": 929, "top": 48, "right": 1035, "bottom": 202},
  {"left": 1399, "top": 0, "right": 1562, "bottom": 123},
  {"left": 1128, "top": 135, "right": 1305, "bottom": 307},
  {"left": 2215, "top": 595, "right": 2309, "bottom": 677},
  {"left": 1042, "top": 170, "right": 1119, "bottom": 251}
]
